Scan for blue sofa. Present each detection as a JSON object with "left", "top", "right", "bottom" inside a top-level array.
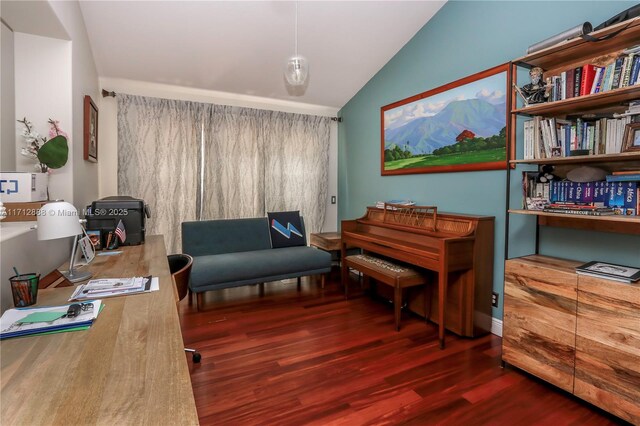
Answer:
[{"left": 182, "top": 217, "right": 332, "bottom": 310}]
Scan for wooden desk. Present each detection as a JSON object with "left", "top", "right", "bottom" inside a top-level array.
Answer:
[{"left": 0, "top": 235, "right": 199, "bottom": 425}]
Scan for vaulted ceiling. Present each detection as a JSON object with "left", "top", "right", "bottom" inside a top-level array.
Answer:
[{"left": 79, "top": 1, "right": 446, "bottom": 108}]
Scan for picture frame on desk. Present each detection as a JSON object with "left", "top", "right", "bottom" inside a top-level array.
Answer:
[
  {"left": 86, "top": 229, "right": 102, "bottom": 250},
  {"left": 84, "top": 95, "right": 98, "bottom": 162},
  {"left": 622, "top": 122, "right": 640, "bottom": 152}
]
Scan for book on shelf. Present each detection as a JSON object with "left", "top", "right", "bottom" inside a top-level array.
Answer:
[
  {"left": 375, "top": 200, "right": 416, "bottom": 210},
  {"left": 523, "top": 113, "right": 632, "bottom": 159},
  {"left": 522, "top": 177, "right": 640, "bottom": 216},
  {"left": 576, "top": 261, "right": 640, "bottom": 283},
  {"left": 606, "top": 173, "right": 640, "bottom": 182},
  {"left": 543, "top": 205, "right": 615, "bottom": 216},
  {"left": 534, "top": 45, "right": 640, "bottom": 105},
  {"left": 69, "top": 276, "right": 159, "bottom": 301},
  {"left": 0, "top": 300, "right": 104, "bottom": 340}
]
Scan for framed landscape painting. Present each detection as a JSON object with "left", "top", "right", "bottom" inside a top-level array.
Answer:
[{"left": 381, "top": 63, "right": 510, "bottom": 175}]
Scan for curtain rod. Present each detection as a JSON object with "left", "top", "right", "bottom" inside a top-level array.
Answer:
[{"left": 102, "top": 89, "right": 342, "bottom": 122}]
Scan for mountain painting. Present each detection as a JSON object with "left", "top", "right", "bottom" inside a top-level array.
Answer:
[{"left": 381, "top": 64, "right": 509, "bottom": 175}]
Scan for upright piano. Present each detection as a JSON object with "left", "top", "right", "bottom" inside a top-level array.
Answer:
[{"left": 341, "top": 206, "right": 494, "bottom": 339}]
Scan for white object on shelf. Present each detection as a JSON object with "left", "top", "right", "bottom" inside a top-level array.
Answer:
[{"left": 0, "top": 172, "right": 48, "bottom": 202}]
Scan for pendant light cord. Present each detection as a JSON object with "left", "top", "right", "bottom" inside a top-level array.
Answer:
[{"left": 294, "top": 1, "right": 299, "bottom": 57}]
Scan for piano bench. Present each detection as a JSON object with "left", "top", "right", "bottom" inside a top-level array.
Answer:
[{"left": 343, "top": 254, "right": 430, "bottom": 332}]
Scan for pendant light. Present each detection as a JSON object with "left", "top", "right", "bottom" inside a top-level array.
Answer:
[{"left": 284, "top": 1, "right": 308, "bottom": 88}]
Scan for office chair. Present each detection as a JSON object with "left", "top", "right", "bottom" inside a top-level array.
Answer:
[{"left": 168, "top": 253, "right": 201, "bottom": 363}]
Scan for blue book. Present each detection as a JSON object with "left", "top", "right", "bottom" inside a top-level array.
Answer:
[
  {"left": 623, "top": 182, "right": 638, "bottom": 215},
  {"left": 606, "top": 173, "right": 640, "bottom": 182},
  {"left": 593, "top": 181, "right": 608, "bottom": 206},
  {"left": 566, "top": 182, "right": 577, "bottom": 202},
  {"left": 608, "top": 182, "right": 625, "bottom": 213},
  {"left": 631, "top": 56, "right": 640, "bottom": 86}
]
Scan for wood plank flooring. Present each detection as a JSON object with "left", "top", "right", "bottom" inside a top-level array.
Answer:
[{"left": 179, "top": 272, "right": 627, "bottom": 425}]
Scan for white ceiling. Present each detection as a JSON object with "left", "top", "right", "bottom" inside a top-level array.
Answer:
[{"left": 79, "top": 1, "right": 445, "bottom": 109}]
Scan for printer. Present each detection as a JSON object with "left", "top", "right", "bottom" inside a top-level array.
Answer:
[{"left": 86, "top": 196, "right": 151, "bottom": 245}]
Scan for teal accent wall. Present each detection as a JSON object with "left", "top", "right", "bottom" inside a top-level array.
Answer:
[{"left": 338, "top": 1, "right": 640, "bottom": 320}]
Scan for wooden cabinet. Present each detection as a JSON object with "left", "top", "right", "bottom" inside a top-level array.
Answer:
[
  {"left": 503, "top": 256, "right": 640, "bottom": 425},
  {"left": 503, "top": 256, "right": 578, "bottom": 392},
  {"left": 574, "top": 275, "right": 640, "bottom": 424},
  {"left": 502, "top": 16, "right": 640, "bottom": 424}
]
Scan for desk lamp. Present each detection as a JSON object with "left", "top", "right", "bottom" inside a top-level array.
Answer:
[{"left": 37, "top": 201, "right": 92, "bottom": 283}]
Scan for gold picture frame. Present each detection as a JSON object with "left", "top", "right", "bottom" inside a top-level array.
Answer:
[
  {"left": 622, "top": 122, "right": 640, "bottom": 152},
  {"left": 84, "top": 95, "right": 98, "bottom": 162}
]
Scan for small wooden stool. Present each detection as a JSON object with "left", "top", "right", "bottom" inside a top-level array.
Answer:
[{"left": 343, "top": 254, "right": 430, "bottom": 332}]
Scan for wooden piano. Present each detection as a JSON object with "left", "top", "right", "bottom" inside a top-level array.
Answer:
[{"left": 341, "top": 206, "right": 494, "bottom": 346}]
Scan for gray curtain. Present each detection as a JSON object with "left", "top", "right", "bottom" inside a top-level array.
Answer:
[
  {"left": 201, "top": 106, "right": 331, "bottom": 235},
  {"left": 117, "top": 94, "right": 204, "bottom": 254},
  {"left": 263, "top": 112, "right": 330, "bottom": 235},
  {"left": 118, "top": 95, "right": 331, "bottom": 252},
  {"left": 201, "top": 105, "right": 266, "bottom": 219}
]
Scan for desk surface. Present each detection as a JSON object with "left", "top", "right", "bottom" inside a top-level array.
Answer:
[{"left": 0, "top": 235, "right": 199, "bottom": 425}]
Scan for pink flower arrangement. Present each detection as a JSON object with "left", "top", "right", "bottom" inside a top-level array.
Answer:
[{"left": 18, "top": 117, "right": 69, "bottom": 173}]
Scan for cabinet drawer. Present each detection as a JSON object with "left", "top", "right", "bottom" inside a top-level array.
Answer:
[
  {"left": 503, "top": 256, "right": 578, "bottom": 392},
  {"left": 574, "top": 275, "right": 640, "bottom": 425}
]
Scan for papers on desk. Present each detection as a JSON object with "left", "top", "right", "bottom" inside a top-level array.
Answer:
[
  {"left": 69, "top": 276, "right": 159, "bottom": 301},
  {"left": 0, "top": 300, "right": 103, "bottom": 340}
]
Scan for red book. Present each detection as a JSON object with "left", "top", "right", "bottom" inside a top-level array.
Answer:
[
  {"left": 566, "top": 69, "right": 575, "bottom": 99},
  {"left": 580, "top": 64, "right": 598, "bottom": 96}
]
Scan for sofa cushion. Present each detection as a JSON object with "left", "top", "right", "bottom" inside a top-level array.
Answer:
[
  {"left": 267, "top": 211, "right": 306, "bottom": 248},
  {"left": 190, "top": 246, "right": 331, "bottom": 289},
  {"left": 182, "top": 218, "right": 272, "bottom": 256}
]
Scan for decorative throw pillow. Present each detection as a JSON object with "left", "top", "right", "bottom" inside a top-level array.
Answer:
[{"left": 267, "top": 211, "right": 306, "bottom": 248}]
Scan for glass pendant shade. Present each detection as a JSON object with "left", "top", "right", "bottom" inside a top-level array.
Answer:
[{"left": 285, "top": 55, "right": 309, "bottom": 86}]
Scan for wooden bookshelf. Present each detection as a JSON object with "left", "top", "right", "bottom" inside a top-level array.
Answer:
[
  {"left": 510, "top": 152, "right": 640, "bottom": 175},
  {"left": 509, "top": 209, "right": 640, "bottom": 235},
  {"left": 513, "top": 17, "right": 640, "bottom": 71},
  {"left": 505, "top": 19, "right": 640, "bottom": 423},
  {"left": 512, "top": 84, "right": 640, "bottom": 116}
]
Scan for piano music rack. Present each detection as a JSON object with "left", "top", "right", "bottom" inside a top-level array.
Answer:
[{"left": 382, "top": 204, "right": 438, "bottom": 232}]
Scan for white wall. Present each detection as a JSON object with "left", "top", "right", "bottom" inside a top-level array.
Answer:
[
  {"left": 0, "top": 0, "right": 100, "bottom": 314},
  {"left": 49, "top": 0, "right": 100, "bottom": 214},
  {"left": 14, "top": 32, "right": 73, "bottom": 202},
  {"left": 1, "top": 21, "right": 16, "bottom": 171},
  {"left": 99, "top": 78, "right": 339, "bottom": 231}
]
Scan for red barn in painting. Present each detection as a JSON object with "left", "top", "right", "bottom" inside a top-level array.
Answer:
[{"left": 456, "top": 130, "right": 475, "bottom": 142}]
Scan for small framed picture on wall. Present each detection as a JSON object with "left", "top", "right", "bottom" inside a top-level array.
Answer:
[{"left": 84, "top": 95, "right": 98, "bottom": 162}]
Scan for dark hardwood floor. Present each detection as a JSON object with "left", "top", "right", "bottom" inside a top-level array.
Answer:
[{"left": 179, "top": 271, "right": 626, "bottom": 426}]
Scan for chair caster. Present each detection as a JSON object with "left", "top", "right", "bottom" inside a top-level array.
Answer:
[{"left": 185, "top": 348, "right": 201, "bottom": 363}]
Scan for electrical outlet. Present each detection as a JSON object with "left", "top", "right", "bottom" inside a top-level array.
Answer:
[
  {"left": 331, "top": 195, "right": 336, "bottom": 204},
  {"left": 492, "top": 292, "right": 499, "bottom": 308}
]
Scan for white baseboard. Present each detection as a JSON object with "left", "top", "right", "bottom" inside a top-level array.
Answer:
[{"left": 491, "top": 318, "right": 503, "bottom": 337}]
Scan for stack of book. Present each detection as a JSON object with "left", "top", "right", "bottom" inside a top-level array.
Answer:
[
  {"left": 576, "top": 261, "right": 640, "bottom": 283},
  {"left": 375, "top": 200, "right": 415, "bottom": 210},
  {"left": 543, "top": 203, "right": 615, "bottom": 216},
  {"left": 522, "top": 171, "right": 639, "bottom": 216},
  {"left": 523, "top": 112, "right": 633, "bottom": 160},
  {"left": 0, "top": 300, "right": 103, "bottom": 340},
  {"left": 69, "top": 276, "right": 158, "bottom": 301},
  {"left": 544, "top": 44, "right": 640, "bottom": 103}
]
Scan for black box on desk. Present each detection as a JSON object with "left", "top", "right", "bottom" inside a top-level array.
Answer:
[{"left": 86, "top": 196, "right": 150, "bottom": 245}]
